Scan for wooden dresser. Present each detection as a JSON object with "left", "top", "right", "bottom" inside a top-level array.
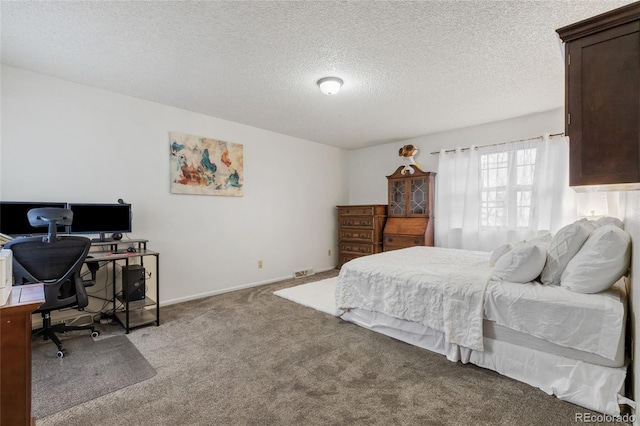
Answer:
[
  {"left": 337, "top": 205, "right": 387, "bottom": 268},
  {"left": 383, "top": 166, "right": 436, "bottom": 251},
  {"left": 1, "top": 283, "right": 45, "bottom": 426}
]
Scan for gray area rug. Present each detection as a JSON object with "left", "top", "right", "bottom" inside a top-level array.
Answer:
[
  {"left": 36, "top": 270, "right": 629, "bottom": 426},
  {"left": 32, "top": 333, "right": 156, "bottom": 419}
]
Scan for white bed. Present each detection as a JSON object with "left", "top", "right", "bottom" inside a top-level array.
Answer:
[{"left": 336, "top": 246, "right": 631, "bottom": 416}]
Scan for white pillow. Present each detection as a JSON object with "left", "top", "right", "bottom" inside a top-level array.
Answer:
[
  {"left": 561, "top": 225, "right": 631, "bottom": 294},
  {"left": 517, "top": 232, "right": 552, "bottom": 248},
  {"left": 595, "top": 216, "right": 624, "bottom": 230},
  {"left": 582, "top": 220, "right": 599, "bottom": 233},
  {"left": 489, "top": 232, "right": 552, "bottom": 267},
  {"left": 489, "top": 243, "right": 513, "bottom": 267},
  {"left": 540, "top": 220, "right": 593, "bottom": 285},
  {"left": 492, "top": 244, "right": 547, "bottom": 283}
]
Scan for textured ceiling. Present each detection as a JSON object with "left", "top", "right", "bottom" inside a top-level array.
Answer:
[{"left": 1, "top": 1, "right": 635, "bottom": 150}]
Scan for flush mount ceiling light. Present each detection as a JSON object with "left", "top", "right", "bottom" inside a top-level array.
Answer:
[{"left": 317, "top": 77, "right": 343, "bottom": 95}]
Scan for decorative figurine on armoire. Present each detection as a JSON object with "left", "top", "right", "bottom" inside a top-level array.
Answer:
[
  {"left": 383, "top": 144, "right": 435, "bottom": 251},
  {"left": 398, "top": 144, "right": 420, "bottom": 175}
]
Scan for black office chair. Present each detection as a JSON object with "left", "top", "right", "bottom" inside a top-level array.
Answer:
[{"left": 5, "top": 207, "right": 99, "bottom": 357}]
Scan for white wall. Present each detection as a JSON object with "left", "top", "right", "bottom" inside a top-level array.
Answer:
[
  {"left": 1, "top": 66, "right": 348, "bottom": 304},
  {"left": 348, "top": 108, "right": 564, "bottom": 204}
]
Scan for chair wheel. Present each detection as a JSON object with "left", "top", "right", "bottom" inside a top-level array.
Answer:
[
  {"left": 56, "top": 349, "right": 67, "bottom": 358},
  {"left": 91, "top": 331, "right": 99, "bottom": 338}
]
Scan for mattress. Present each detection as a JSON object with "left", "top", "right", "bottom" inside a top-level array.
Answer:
[
  {"left": 484, "top": 277, "right": 626, "bottom": 362},
  {"left": 485, "top": 319, "right": 624, "bottom": 368},
  {"left": 341, "top": 309, "right": 624, "bottom": 368}
]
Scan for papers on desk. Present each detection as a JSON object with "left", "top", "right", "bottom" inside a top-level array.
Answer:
[
  {"left": 0, "top": 249, "right": 13, "bottom": 306},
  {"left": 0, "top": 233, "right": 12, "bottom": 246}
]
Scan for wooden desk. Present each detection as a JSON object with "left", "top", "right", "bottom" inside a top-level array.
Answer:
[
  {"left": 0, "top": 284, "right": 45, "bottom": 426},
  {"left": 85, "top": 247, "right": 160, "bottom": 333}
]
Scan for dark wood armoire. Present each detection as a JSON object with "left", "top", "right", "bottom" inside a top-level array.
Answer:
[{"left": 383, "top": 166, "right": 436, "bottom": 251}]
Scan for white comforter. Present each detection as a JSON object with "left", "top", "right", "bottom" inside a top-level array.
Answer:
[{"left": 336, "top": 246, "right": 492, "bottom": 351}]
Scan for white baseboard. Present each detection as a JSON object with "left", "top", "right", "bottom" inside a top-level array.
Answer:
[{"left": 161, "top": 267, "right": 336, "bottom": 307}]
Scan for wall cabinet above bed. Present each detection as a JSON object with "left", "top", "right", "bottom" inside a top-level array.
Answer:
[
  {"left": 557, "top": 3, "right": 640, "bottom": 191},
  {"left": 383, "top": 166, "right": 436, "bottom": 251}
]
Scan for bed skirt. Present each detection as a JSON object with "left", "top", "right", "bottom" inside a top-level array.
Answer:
[{"left": 341, "top": 308, "right": 632, "bottom": 416}]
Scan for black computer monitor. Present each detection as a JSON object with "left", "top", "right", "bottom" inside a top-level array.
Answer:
[
  {"left": 0, "top": 201, "right": 68, "bottom": 236},
  {"left": 68, "top": 203, "right": 132, "bottom": 240}
]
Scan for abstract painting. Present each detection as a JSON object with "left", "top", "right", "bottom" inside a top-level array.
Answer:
[{"left": 169, "top": 132, "right": 244, "bottom": 196}]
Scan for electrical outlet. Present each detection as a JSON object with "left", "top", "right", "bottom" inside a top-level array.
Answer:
[{"left": 258, "top": 260, "right": 263, "bottom": 269}]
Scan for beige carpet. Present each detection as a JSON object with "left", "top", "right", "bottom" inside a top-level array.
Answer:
[{"left": 36, "top": 270, "right": 629, "bottom": 426}]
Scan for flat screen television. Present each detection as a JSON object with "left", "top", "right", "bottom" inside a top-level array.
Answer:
[
  {"left": 68, "top": 203, "right": 132, "bottom": 240},
  {"left": 0, "top": 201, "right": 68, "bottom": 236}
]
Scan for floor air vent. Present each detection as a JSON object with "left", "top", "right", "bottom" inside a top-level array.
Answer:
[{"left": 293, "top": 268, "right": 315, "bottom": 279}]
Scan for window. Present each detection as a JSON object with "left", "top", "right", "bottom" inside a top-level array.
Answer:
[
  {"left": 436, "top": 135, "right": 569, "bottom": 251},
  {"left": 480, "top": 148, "right": 536, "bottom": 227}
]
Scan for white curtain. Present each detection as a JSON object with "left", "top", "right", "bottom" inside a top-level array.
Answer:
[{"left": 435, "top": 135, "right": 576, "bottom": 251}]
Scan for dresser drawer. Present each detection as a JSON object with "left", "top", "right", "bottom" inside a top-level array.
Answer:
[
  {"left": 340, "top": 242, "right": 376, "bottom": 255},
  {"left": 339, "top": 229, "right": 376, "bottom": 242},
  {"left": 383, "top": 234, "right": 425, "bottom": 251},
  {"left": 338, "top": 250, "right": 382, "bottom": 267},
  {"left": 338, "top": 206, "right": 378, "bottom": 216},
  {"left": 339, "top": 253, "right": 362, "bottom": 267},
  {"left": 339, "top": 216, "right": 376, "bottom": 229}
]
